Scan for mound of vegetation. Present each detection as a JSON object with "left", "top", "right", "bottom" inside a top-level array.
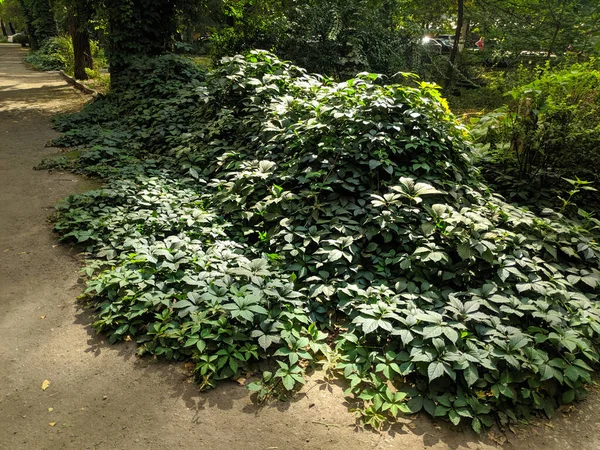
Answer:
[{"left": 52, "top": 51, "right": 600, "bottom": 431}]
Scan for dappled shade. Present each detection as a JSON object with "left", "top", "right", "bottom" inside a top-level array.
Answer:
[{"left": 52, "top": 51, "right": 600, "bottom": 432}]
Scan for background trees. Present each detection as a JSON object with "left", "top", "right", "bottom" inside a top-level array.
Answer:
[
  {"left": 0, "top": 0, "right": 27, "bottom": 36},
  {"left": 19, "top": 0, "right": 57, "bottom": 49},
  {"left": 4, "top": 0, "right": 598, "bottom": 83},
  {"left": 65, "top": 0, "right": 93, "bottom": 79}
]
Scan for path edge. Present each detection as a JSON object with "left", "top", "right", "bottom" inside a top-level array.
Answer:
[{"left": 58, "top": 70, "right": 98, "bottom": 97}]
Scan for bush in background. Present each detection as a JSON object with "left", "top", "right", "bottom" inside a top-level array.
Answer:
[
  {"left": 471, "top": 59, "right": 600, "bottom": 212},
  {"left": 25, "top": 35, "right": 73, "bottom": 71},
  {"left": 24, "top": 35, "right": 107, "bottom": 77},
  {"left": 208, "top": 0, "right": 430, "bottom": 81}
]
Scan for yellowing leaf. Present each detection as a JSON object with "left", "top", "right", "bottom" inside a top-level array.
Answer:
[
  {"left": 49, "top": 422, "right": 57, "bottom": 427},
  {"left": 40, "top": 316, "right": 46, "bottom": 319},
  {"left": 41, "top": 380, "right": 51, "bottom": 391},
  {"left": 48, "top": 407, "right": 54, "bottom": 412}
]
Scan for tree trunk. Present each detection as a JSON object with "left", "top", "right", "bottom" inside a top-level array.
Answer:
[
  {"left": 18, "top": 1, "right": 39, "bottom": 49},
  {"left": 31, "top": 0, "right": 57, "bottom": 44},
  {"left": 460, "top": 18, "right": 470, "bottom": 52},
  {"left": 444, "top": 0, "right": 464, "bottom": 90},
  {"left": 547, "top": 22, "right": 560, "bottom": 59},
  {"left": 68, "top": 6, "right": 93, "bottom": 80},
  {"left": 1, "top": 19, "right": 7, "bottom": 37},
  {"left": 104, "top": 0, "right": 177, "bottom": 88},
  {"left": 8, "top": 21, "right": 16, "bottom": 35}
]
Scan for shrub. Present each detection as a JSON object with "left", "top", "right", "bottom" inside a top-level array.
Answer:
[
  {"left": 24, "top": 36, "right": 107, "bottom": 76},
  {"left": 52, "top": 53, "right": 206, "bottom": 159},
  {"left": 471, "top": 59, "right": 600, "bottom": 212},
  {"left": 53, "top": 51, "right": 600, "bottom": 432},
  {"left": 208, "top": 1, "right": 429, "bottom": 81},
  {"left": 25, "top": 35, "right": 73, "bottom": 72}
]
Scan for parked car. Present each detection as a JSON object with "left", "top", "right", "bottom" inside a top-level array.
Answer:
[
  {"left": 7, "top": 32, "right": 24, "bottom": 43},
  {"left": 8, "top": 32, "right": 29, "bottom": 47},
  {"left": 421, "top": 36, "right": 453, "bottom": 54}
]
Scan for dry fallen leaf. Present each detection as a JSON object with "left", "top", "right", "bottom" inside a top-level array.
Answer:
[
  {"left": 235, "top": 377, "right": 247, "bottom": 386},
  {"left": 41, "top": 380, "right": 51, "bottom": 391},
  {"left": 49, "top": 422, "right": 57, "bottom": 427},
  {"left": 40, "top": 316, "right": 46, "bottom": 319},
  {"left": 48, "top": 407, "right": 53, "bottom": 412},
  {"left": 488, "top": 431, "right": 507, "bottom": 445}
]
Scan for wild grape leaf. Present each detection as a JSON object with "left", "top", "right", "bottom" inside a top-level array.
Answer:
[{"left": 427, "top": 361, "right": 445, "bottom": 381}]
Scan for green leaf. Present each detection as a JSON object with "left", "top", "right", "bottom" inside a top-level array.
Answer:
[
  {"left": 407, "top": 396, "right": 423, "bottom": 413},
  {"left": 422, "top": 326, "right": 443, "bottom": 340},
  {"left": 464, "top": 363, "right": 479, "bottom": 387},
  {"left": 471, "top": 417, "right": 482, "bottom": 433},
  {"left": 282, "top": 374, "right": 296, "bottom": 390},
  {"left": 561, "top": 390, "right": 576, "bottom": 404},
  {"left": 427, "top": 362, "right": 445, "bottom": 381},
  {"left": 328, "top": 250, "right": 343, "bottom": 262},
  {"left": 457, "top": 243, "right": 474, "bottom": 260},
  {"left": 360, "top": 318, "right": 379, "bottom": 334},
  {"left": 449, "top": 409, "right": 461, "bottom": 426}
]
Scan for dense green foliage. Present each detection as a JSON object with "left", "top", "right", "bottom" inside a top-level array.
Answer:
[
  {"left": 7, "top": 0, "right": 599, "bottom": 88},
  {"left": 50, "top": 52, "right": 600, "bottom": 431},
  {"left": 97, "top": 0, "right": 205, "bottom": 83},
  {"left": 472, "top": 59, "right": 600, "bottom": 211},
  {"left": 0, "top": 0, "right": 27, "bottom": 34},
  {"left": 18, "top": 0, "right": 57, "bottom": 49},
  {"left": 471, "top": 0, "right": 600, "bottom": 56},
  {"left": 25, "top": 35, "right": 72, "bottom": 70},
  {"left": 210, "top": 0, "right": 424, "bottom": 80},
  {"left": 24, "top": 34, "right": 105, "bottom": 75}
]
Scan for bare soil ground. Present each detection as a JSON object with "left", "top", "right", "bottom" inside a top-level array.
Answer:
[{"left": 1, "top": 43, "right": 599, "bottom": 450}]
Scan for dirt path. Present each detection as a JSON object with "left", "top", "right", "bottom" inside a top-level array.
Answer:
[{"left": 1, "top": 43, "right": 599, "bottom": 450}]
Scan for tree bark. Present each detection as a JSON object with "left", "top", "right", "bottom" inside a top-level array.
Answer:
[
  {"left": 547, "top": 22, "right": 560, "bottom": 59},
  {"left": 67, "top": 5, "right": 93, "bottom": 80},
  {"left": 18, "top": 1, "right": 39, "bottom": 49},
  {"left": 104, "top": 0, "right": 177, "bottom": 88},
  {"left": 444, "top": 0, "right": 464, "bottom": 90},
  {"left": 0, "top": 19, "right": 7, "bottom": 37}
]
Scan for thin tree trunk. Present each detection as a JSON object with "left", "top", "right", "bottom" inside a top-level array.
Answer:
[
  {"left": 460, "top": 18, "right": 470, "bottom": 51},
  {"left": 1, "top": 19, "right": 7, "bottom": 37},
  {"left": 18, "top": 1, "right": 38, "bottom": 49},
  {"left": 444, "top": 0, "right": 464, "bottom": 90},
  {"left": 68, "top": 6, "right": 93, "bottom": 80},
  {"left": 547, "top": 22, "right": 560, "bottom": 58}
]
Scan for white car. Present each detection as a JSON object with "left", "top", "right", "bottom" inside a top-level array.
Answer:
[{"left": 7, "top": 33, "right": 24, "bottom": 43}]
